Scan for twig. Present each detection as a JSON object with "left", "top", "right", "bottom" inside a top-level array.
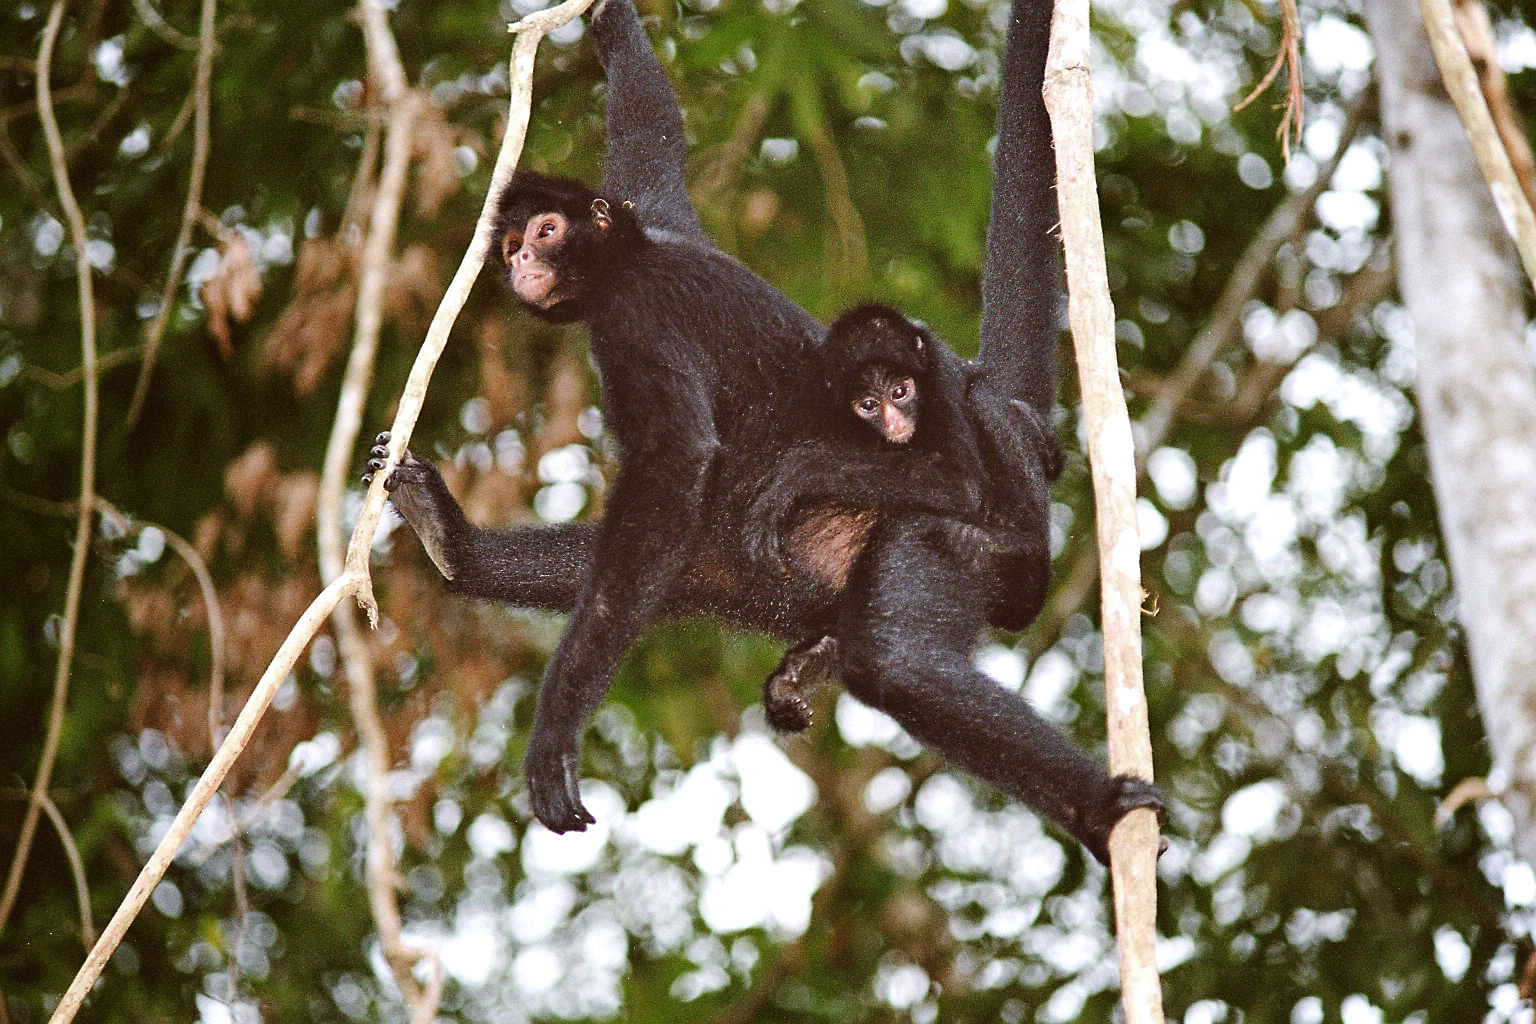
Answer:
[
  {"left": 0, "top": 789, "right": 95, "bottom": 949},
  {"left": 1232, "top": 0, "right": 1304, "bottom": 160},
  {"left": 1451, "top": 0, "right": 1536, "bottom": 213},
  {"left": 1136, "top": 92, "right": 1370, "bottom": 458},
  {"left": 317, "top": 0, "right": 440, "bottom": 1017},
  {"left": 165, "top": 525, "right": 228, "bottom": 745},
  {"left": 20, "top": 344, "right": 145, "bottom": 391},
  {"left": 1419, "top": 0, "right": 1536, "bottom": 289},
  {"left": 223, "top": 799, "right": 250, "bottom": 998},
  {"left": 132, "top": 0, "right": 198, "bottom": 50},
  {"left": 45, "top": 0, "right": 595, "bottom": 1017},
  {"left": 126, "top": 0, "right": 216, "bottom": 427},
  {"left": 0, "top": 0, "right": 101, "bottom": 942},
  {"left": 1043, "top": 0, "right": 1162, "bottom": 1019}
]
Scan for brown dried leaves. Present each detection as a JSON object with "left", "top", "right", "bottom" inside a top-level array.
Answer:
[{"left": 200, "top": 231, "right": 262, "bottom": 359}]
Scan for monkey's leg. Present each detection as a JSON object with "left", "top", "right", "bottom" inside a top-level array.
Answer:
[
  {"left": 837, "top": 518, "right": 1162, "bottom": 864},
  {"left": 763, "top": 635, "right": 839, "bottom": 733}
]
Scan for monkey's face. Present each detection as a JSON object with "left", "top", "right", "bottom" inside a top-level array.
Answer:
[
  {"left": 851, "top": 364, "right": 920, "bottom": 443},
  {"left": 500, "top": 199, "right": 616, "bottom": 315}
]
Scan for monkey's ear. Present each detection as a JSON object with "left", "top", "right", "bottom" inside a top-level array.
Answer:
[
  {"left": 500, "top": 229, "right": 522, "bottom": 266},
  {"left": 591, "top": 198, "right": 612, "bottom": 231}
]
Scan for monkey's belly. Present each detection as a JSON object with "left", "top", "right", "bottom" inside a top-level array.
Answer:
[{"left": 786, "top": 508, "right": 878, "bottom": 589}]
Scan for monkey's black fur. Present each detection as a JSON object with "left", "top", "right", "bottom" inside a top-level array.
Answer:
[
  {"left": 491, "top": 170, "right": 644, "bottom": 323},
  {"left": 372, "top": 0, "right": 1162, "bottom": 863},
  {"left": 750, "top": 299, "right": 1066, "bottom": 734}
]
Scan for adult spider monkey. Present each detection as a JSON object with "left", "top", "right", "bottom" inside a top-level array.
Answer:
[{"left": 369, "top": 0, "right": 1161, "bottom": 863}]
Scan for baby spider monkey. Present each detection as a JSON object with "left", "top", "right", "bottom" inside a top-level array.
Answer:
[{"left": 750, "top": 303, "right": 1064, "bottom": 733}]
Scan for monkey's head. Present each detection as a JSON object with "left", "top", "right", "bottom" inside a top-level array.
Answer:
[
  {"left": 824, "top": 303, "right": 933, "bottom": 444},
  {"left": 493, "top": 170, "right": 643, "bottom": 323}
]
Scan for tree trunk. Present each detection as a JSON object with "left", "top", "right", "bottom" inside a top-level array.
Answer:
[{"left": 1364, "top": 0, "right": 1536, "bottom": 867}]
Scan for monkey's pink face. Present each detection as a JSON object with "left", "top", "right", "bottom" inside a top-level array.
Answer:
[
  {"left": 853, "top": 376, "right": 918, "bottom": 443},
  {"left": 502, "top": 212, "right": 567, "bottom": 308}
]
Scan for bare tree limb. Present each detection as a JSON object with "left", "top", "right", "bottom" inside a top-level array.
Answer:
[
  {"left": 1043, "top": 0, "right": 1162, "bottom": 1018},
  {"left": 20, "top": 344, "right": 145, "bottom": 391},
  {"left": 125, "top": 0, "right": 216, "bottom": 427},
  {"left": 1419, "top": 0, "right": 1536, "bottom": 289},
  {"left": 44, "top": 1, "right": 597, "bottom": 1017},
  {"left": 0, "top": 0, "right": 101, "bottom": 943},
  {"left": 1451, "top": 0, "right": 1536, "bottom": 213},
  {"left": 316, "top": 0, "right": 441, "bottom": 1016}
]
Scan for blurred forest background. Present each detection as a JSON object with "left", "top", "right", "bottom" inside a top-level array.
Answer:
[{"left": 4, "top": 0, "right": 1536, "bottom": 1019}]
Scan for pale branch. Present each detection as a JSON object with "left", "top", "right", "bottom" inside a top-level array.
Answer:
[
  {"left": 126, "top": 0, "right": 217, "bottom": 427},
  {"left": 47, "top": 578, "right": 354, "bottom": 1024},
  {"left": 1451, "top": 0, "right": 1536, "bottom": 213},
  {"left": 132, "top": 0, "right": 199, "bottom": 50},
  {"left": 159, "top": 519, "right": 229, "bottom": 747},
  {"left": 0, "top": 0, "right": 101, "bottom": 943},
  {"left": 1043, "top": 0, "right": 1162, "bottom": 1019},
  {"left": 1419, "top": 0, "right": 1536, "bottom": 289},
  {"left": 45, "top": 1, "right": 595, "bottom": 1017},
  {"left": 317, "top": 0, "right": 440, "bottom": 1015}
]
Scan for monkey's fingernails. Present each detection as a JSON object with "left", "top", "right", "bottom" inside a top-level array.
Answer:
[
  {"left": 361, "top": 474, "right": 374, "bottom": 487},
  {"left": 375, "top": 431, "right": 391, "bottom": 444},
  {"left": 367, "top": 458, "right": 386, "bottom": 472}
]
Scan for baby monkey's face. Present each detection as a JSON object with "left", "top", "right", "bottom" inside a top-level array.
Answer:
[{"left": 851, "top": 364, "right": 920, "bottom": 443}]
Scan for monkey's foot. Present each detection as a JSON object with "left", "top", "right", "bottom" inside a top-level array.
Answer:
[
  {"left": 762, "top": 636, "right": 838, "bottom": 734},
  {"left": 764, "top": 685, "right": 813, "bottom": 734},
  {"left": 1085, "top": 774, "right": 1167, "bottom": 865}
]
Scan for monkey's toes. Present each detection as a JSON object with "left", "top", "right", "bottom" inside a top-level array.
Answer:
[{"left": 765, "top": 694, "right": 813, "bottom": 734}]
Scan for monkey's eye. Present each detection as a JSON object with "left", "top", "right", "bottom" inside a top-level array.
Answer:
[
  {"left": 890, "top": 384, "right": 909, "bottom": 401},
  {"left": 856, "top": 398, "right": 880, "bottom": 417},
  {"left": 536, "top": 219, "right": 559, "bottom": 239}
]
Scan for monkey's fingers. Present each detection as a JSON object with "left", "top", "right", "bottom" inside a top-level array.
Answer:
[
  {"left": 361, "top": 456, "right": 387, "bottom": 488},
  {"left": 362, "top": 432, "right": 393, "bottom": 487}
]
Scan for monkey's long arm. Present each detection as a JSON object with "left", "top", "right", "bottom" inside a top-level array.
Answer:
[
  {"left": 744, "top": 441, "right": 981, "bottom": 573},
  {"left": 590, "top": 0, "right": 708, "bottom": 244},
  {"left": 977, "top": 0, "right": 1060, "bottom": 417},
  {"left": 521, "top": 371, "right": 722, "bottom": 832}
]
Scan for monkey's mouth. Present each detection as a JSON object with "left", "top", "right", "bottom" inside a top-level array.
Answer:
[{"left": 513, "top": 268, "right": 558, "bottom": 307}]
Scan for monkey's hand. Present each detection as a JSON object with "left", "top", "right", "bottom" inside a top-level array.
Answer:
[
  {"left": 1085, "top": 774, "right": 1167, "bottom": 866},
  {"left": 524, "top": 724, "right": 596, "bottom": 834},
  {"left": 745, "top": 486, "right": 797, "bottom": 578},
  {"left": 362, "top": 432, "right": 462, "bottom": 581}
]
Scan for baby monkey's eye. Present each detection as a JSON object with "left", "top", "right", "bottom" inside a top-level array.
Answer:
[
  {"left": 856, "top": 398, "right": 879, "bottom": 416},
  {"left": 890, "top": 384, "right": 909, "bottom": 401}
]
